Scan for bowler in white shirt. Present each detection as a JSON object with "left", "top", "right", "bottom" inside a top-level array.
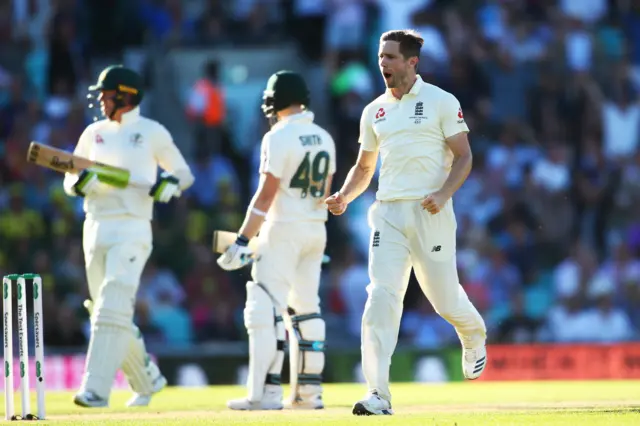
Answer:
[{"left": 326, "top": 29, "right": 487, "bottom": 416}]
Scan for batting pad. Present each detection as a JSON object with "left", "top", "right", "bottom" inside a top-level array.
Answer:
[
  {"left": 289, "top": 313, "right": 325, "bottom": 390},
  {"left": 82, "top": 323, "right": 131, "bottom": 399},
  {"left": 244, "top": 281, "right": 280, "bottom": 401},
  {"left": 266, "top": 315, "right": 286, "bottom": 387},
  {"left": 121, "top": 325, "right": 155, "bottom": 394},
  {"left": 82, "top": 279, "right": 137, "bottom": 398}
]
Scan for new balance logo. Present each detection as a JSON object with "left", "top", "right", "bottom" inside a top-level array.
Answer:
[
  {"left": 415, "top": 102, "right": 423, "bottom": 116},
  {"left": 431, "top": 245, "right": 441, "bottom": 252},
  {"left": 372, "top": 231, "right": 380, "bottom": 247}
]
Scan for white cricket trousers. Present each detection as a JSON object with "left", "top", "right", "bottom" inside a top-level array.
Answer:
[
  {"left": 81, "top": 216, "right": 154, "bottom": 398},
  {"left": 362, "top": 199, "right": 486, "bottom": 401},
  {"left": 83, "top": 216, "right": 152, "bottom": 299},
  {"left": 252, "top": 220, "right": 326, "bottom": 312}
]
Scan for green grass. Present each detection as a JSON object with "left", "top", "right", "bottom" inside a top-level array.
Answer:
[{"left": 4, "top": 381, "right": 640, "bottom": 424}]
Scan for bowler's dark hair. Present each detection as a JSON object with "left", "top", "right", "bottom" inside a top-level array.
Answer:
[{"left": 380, "top": 29, "right": 424, "bottom": 69}]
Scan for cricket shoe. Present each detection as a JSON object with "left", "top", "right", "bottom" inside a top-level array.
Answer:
[
  {"left": 227, "top": 385, "right": 283, "bottom": 410},
  {"left": 73, "top": 390, "right": 108, "bottom": 408},
  {"left": 462, "top": 344, "right": 487, "bottom": 380},
  {"left": 126, "top": 371, "right": 168, "bottom": 407},
  {"left": 285, "top": 384, "right": 324, "bottom": 409},
  {"left": 352, "top": 391, "right": 393, "bottom": 415}
]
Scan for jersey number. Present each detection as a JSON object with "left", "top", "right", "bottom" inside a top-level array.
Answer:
[{"left": 289, "top": 151, "right": 330, "bottom": 198}]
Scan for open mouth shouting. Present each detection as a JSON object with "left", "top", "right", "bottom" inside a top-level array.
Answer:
[{"left": 382, "top": 71, "right": 392, "bottom": 83}]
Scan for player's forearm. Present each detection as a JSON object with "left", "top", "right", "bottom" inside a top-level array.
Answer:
[
  {"left": 238, "top": 211, "right": 265, "bottom": 240},
  {"left": 438, "top": 153, "right": 472, "bottom": 199},
  {"left": 238, "top": 197, "right": 272, "bottom": 239},
  {"left": 339, "top": 163, "right": 374, "bottom": 204}
]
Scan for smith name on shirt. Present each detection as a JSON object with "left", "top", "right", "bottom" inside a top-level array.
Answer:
[{"left": 299, "top": 135, "right": 323, "bottom": 146}]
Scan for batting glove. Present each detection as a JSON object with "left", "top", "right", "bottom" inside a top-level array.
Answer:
[
  {"left": 149, "top": 172, "right": 182, "bottom": 203},
  {"left": 217, "top": 235, "right": 253, "bottom": 271},
  {"left": 73, "top": 169, "right": 101, "bottom": 197}
]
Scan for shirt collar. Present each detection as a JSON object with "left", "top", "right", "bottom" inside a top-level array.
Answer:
[
  {"left": 118, "top": 107, "right": 141, "bottom": 125},
  {"left": 272, "top": 110, "right": 315, "bottom": 130},
  {"left": 385, "top": 75, "right": 424, "bottom": 100}
]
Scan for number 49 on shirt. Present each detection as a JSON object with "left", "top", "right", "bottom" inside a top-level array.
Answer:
[{"left": 289, "top": 151, "right": 330, "bottom": 198}]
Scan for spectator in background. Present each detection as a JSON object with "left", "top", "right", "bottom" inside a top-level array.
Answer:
[
  {"left": 401, "top": 298, "right": 458, "bottom": 350},
  {"left": 495, "top": 293, "right": 541, "bottom": 344},
  {"left": 573, "top": 138, "right": 621, "bottom": 258},
  {"left": 600, "top": 86, "right": 640, "bottom": 164},
  {"left": 138, "top": 258, "right": 186, "bottom": 311},
  {"left": 230, "top": 0, "right": 284, "bottom": 45},
  {"left": 47, "top": 8, "right": 83, "bottom": 95},
  {"left": 582, "top": 271, "right": 634, "bottom": 342},
  {"left": 145, "top": 290, "right": 193, "bottom": 348},
  {"left": 476, "top": 46, "right": 536, "bottom": 126},
  {"left": 411, "top": 9, "right": 449, "bottom": 75},
  {"left": 134, "top": 302, "right": 165, "bottom": 348},
  {"left": 186, "top": 60, "right": 226, "bottom": 156},
  {"left": 544, "top": 291, "right": 591, "bottom": 343},
  {"left": 560, "top": 0, "right": 608, "bottom": 26},
  {"left": 291, "top": 0, "right": 327, "bottom": 63},
  {"left": 195, "top": 1, "right": 227, "bottom": 46},
  {"left": 324, "top": 0, "right": 367, "bottom": 72}
]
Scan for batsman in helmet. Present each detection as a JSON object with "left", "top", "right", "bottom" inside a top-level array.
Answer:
[
  {"left": 217, "top": 71, "right": 337, "bottom": 410},
  {"left": 64, "top": 65, "right": 195, "bottom": 408}
]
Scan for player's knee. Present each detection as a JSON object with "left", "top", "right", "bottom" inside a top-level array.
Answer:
[
  {"left": 93, "top": 278, "right": 136, "bottom": 329},
  {"left": 431, "top": 288, "right": 480, "bottom": 325},
  {"left": 362, "top": 284, "right": 402, "bottom": 327},
  {"left": 290, "top": 312, "right": 325, "bottom": 342},
  {"left": 244, "top": 281, "right": 279, "bottom": 329}
]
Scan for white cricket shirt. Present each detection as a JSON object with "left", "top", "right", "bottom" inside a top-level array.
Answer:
[
  {"left": 259, "top": 111, "right": 337, "bottom": 223},
  {"left": 63, "top": 107, "right": 194, "bottom": 220},
  {"left": 359, "top": 75, "right": 469, "bottom": 201}
]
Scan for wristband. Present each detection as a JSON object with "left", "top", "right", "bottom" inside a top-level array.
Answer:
[
  {"left": 236, "top": 234, "right": 250, "bottom": 246},
  {"left": 251, "top": 207, "right": 267, "bottom": 217}
]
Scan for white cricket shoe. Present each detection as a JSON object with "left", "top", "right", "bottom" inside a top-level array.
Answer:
[
  {"left": 463, "top": 344, "right": 487, "bottom": 380},
  {"left": 126, "top": 372, "right": 168, "bottom": 407},
  {"left": 285, "top": 385, "right": 324, "bottom": 410},
  {"left": 227, "top": 385, "right": 283, "bottom": 410},
  {"left": 352, "top": 391, "right": 393, "bottom": 416},
  {"left": 73, "top": 390, "right": 109, "bottom": 408}
]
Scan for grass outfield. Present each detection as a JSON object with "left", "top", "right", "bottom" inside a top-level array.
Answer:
[{"left": 4, "top": 381, "right": 640, "bottom": 424}]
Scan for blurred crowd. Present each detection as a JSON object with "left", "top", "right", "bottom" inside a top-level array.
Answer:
[{"left": 1, "top": 0, "right": 640, "bottom": 353}]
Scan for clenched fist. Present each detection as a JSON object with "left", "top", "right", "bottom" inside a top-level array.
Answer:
[
  {"left": 421, "top": 191, "right": 448, "bottom": 215},
  {"left": 325, "top": 192, "right": 348, "bottom": 216}
]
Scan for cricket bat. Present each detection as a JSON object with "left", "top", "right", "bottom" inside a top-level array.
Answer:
[
  {"left": 26, "top": 141, "right": 146, "bottom": 190},
  {"left": 212, "top": 230, "right": 260, "bottom": 254}
]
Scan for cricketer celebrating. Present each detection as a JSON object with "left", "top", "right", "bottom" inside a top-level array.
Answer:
[
  {"left": 63, "top": 65, "right": 194, "bottom": 407},
  {"left": 217, "top": 71, "right": 336, "bottom": 410},
  {"left": 325, "top": 30, "right": 487, "bottom": 416}
]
